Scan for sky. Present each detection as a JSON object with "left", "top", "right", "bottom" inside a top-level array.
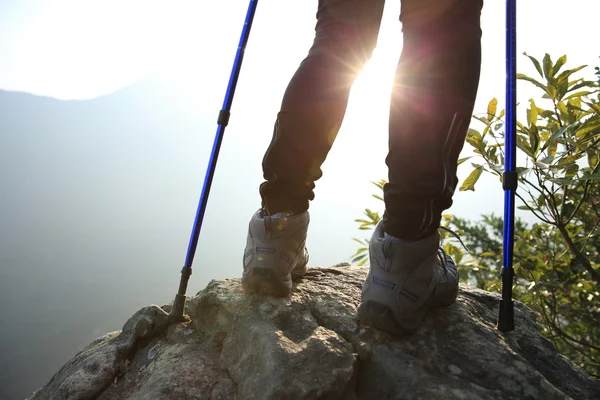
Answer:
[
  {"left": 1, "top": 0, "right": 599, "bottom": 256},
  {"left": 1, "top": 0, "right": 598, "bottom": 98}
]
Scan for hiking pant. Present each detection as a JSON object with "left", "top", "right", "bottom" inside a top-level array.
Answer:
[{"left": 260, "top": 0, "right": 483, "bottom": 240}]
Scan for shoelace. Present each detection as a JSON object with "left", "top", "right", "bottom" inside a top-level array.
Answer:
[{"left": 439, "top": 226, "right": 469, "bottom": 253}]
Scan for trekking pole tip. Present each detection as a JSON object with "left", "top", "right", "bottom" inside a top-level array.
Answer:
[
  {"left": 497, "top": 299, "right": 515, "bottom": 332},
  {"left": 497, "top": 267, "right": 515, "bottom": 332},
  {"left": 169, "top": 267, "right": 192, "bottom": 321},
  {"left": 170, "top": 293, "right": 187, "bottom": 320}
]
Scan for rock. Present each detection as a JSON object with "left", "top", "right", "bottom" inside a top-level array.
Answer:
[
  {"left": 122, "top": 305, "right": 172, "bottom": 341},
  {"left": 28, "top": 266, "right": 600, "bottom": 399},
  {"left": 28, "top": 305, "right": 172, "bottom": 400},
  {"left": 331, "top": 261, "right": 351, "bottom": 268},
  {"left": 27, "top": 331, "right": 124, "bottom": 400}
]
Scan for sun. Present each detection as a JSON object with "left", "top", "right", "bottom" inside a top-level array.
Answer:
[{"left": 345, "top": 43, "right": 398, "bottom": 126}]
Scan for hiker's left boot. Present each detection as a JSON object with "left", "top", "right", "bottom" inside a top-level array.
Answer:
[{"left": 242, "top": 209, "right": 309, "bottom": 296}]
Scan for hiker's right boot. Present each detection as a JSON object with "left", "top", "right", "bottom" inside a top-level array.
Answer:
[
  {"left": 242, "top": 209, "right": 309, "bottom": 296},
  {"left": 357, "top": 221, "right": 459, "bottom": 335}
]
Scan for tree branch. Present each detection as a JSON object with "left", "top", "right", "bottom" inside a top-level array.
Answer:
[
  {"left": 515, "top": 192, "right": 554, "bottom": 224},
  {"left": 565, "top": 181, "right": 591, "bottom": 225},
  {"left": 557, "top": 224, "right": 600, "bottom": 283}
]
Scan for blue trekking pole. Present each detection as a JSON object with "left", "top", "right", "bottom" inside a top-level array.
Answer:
[
  {"left": 498, "top": 0, "right": 517, "bottom": 332},
  {"left": 170, "top": 0, "right": 259, "bottom": 320}
]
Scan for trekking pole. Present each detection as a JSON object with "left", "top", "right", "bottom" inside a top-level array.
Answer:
[
  {"left": 170, "top": 0, "right": 259, "bottom": 320},
  {"left": 498, "top": 0, "right": 517, "bottom": 332}
]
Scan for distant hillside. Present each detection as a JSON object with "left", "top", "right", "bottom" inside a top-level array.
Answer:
[{"left": 0, "top": 83, "right": 260, "bottom": 400}]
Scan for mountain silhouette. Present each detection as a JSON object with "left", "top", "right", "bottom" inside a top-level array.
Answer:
[{"left": 0, "top": 82, "right": 262, "bottom": 400}]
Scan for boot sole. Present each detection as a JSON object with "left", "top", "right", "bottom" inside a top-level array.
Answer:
[
  {"left": 358, "top": 290, "right": 458, "bottom": 336},
  {"left": 242, "top": 268, "right": 299, "bottom": 297},
  {"left": 357, "top": 301, "right": 416, "bottom": 336}
]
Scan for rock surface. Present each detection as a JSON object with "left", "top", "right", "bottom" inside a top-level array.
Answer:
[{"left": 29, "top": 266, "right": 600, "bottom": 399}]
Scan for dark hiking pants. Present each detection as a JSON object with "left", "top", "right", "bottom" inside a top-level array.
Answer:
[{"left": 260, "top": 0, "right": 483, "bottom": 240}]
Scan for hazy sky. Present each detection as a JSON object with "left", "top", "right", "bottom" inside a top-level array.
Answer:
[
  {"left": 2, "top": 0, "right": 599, "bottom": 245},
  {"left": 2, "top": 0, "right": 598, "bottom": 99}
]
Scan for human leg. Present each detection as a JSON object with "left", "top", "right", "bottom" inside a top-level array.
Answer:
[
  {"left": 260, "top": 0, "right": 385, "bottom": 215},
  {"left": 243, "top": 0, "right": 385, "bottom": 295},
  {"left": 384, "top": 0, "right": 483, "bottom": 240},
  {"left": 359, "top": 0, "right": 484, "bottom": 334}
]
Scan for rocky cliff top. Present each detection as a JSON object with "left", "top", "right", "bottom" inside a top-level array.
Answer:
[{"left": 29, "top": 266, "right": 600, "bottom": 399}]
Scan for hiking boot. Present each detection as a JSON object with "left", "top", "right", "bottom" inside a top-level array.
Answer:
[
  {"left": 242, "top": 209, "right": 309, "bottom": 296},
  {"left": 357, "top": 221, "right": 459, "bottom": 335}
]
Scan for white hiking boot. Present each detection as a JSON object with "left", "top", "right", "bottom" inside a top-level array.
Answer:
[
  {"left": 242, "top": 209, "right": 309, "bottom": 296},
  {"left": 357, "top": 221, "right": 459, "bottom": 335}
]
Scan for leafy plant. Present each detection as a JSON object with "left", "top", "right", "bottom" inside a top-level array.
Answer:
[
  {"left": 459, "top": 53, "right": 600, "bottom": 378},
  {"left": 351, "top": 54, "right": 600, "bottom": 379},
  {"left": 350, "top": 180, "right": 385, "bottom": 265}
]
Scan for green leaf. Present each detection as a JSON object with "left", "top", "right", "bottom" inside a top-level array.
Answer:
[
  {"left": 528, "top": 125, "right": 540, "bottom": 156},
  {"left": 527, "top": 99, "right": 539, "bottom": 127},
  {"left": 564, "top": 91, "right": 593, "bottom": 100},
  {"left": 372, "top": 194, "right": 384, "bottom": 202},
  {"left": 565, "top": 163, "right": 579, "bottom": 178},
  {"left": 548, "top": 84, "right": 558, "bottom": 100},
  {"left": 588, "top": 102, "right": 600, "bottom": 114},
  {"left": 557, "top": 155, "right": 578, "bottom": 168},
  {"left": 575, "top": 121, "right": 600, "bottom": 139},
  {"left": 542, "top": 53, "right": 553, "bottom": 78},
  {"left": 565, "top": 79, "right": 595, "bottom": 93},
  {"left": 371, "top": 179, "right": 387, "bottom": 190},
  {"left": 352, "top": 237, "right": 366, "bottom": 245},
  {"left": 540, "top": 125, "right": 568, "bottom": 152},
  {"left": 557, "top": 101, "right": 569, "bottom": 119},
  {"left": 581, "top": 163, "right": 600, "bottom": 180},
  {"left": 556, "top": 65, "right": 587, "bottom": 84},
  {"left": 523, "top": 52, "right": 544, "bottom": 77},
  {"left": 459, "top": 166, "right": 483, "bottom": 191},
  {"left": 466, "top": 129, "right": 486, "bottom": 154},
  {"left": 489, "top": 146, "right": 499, "bottom": 164},
  {"left": 473, "top": 116, "right": 489, "bottom": 125},
  {"left": 549, "top": 177, "right": 572, "bottom": 185},
  {"left": 557, "top": 78, "right": 569, "bottom": 101},
  {"left": 467, "top": 128, "right": 481, "bottom": 138},
  {"left": 516, "top": 136, "right": 535, "bottom": 158},
  {"left": 536, "top": 195, "right": 547, "bottom": 208},
  {"left": 517, "top": 74, "right": 549, "bottom": 94},
  {"left": 487, "top": 98, "right": 498, "bottom": 121},
  {"left": 351, "top": 254, "right": 368, "bottom": 266},
  {"left": 482, "top": 124, "right": 491, "bottom": 139},
  {"left": 552, "top": 55, "right": 567, "bottom": 77},
  {"left": 548, "top": 142, "right": 558, "bottom": 157},
  {"left": 457, "top": 156, "right": 473, "bottom": 166},
  {"left": 587, "top": 149, "right": 599, "bottom": 169}
]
